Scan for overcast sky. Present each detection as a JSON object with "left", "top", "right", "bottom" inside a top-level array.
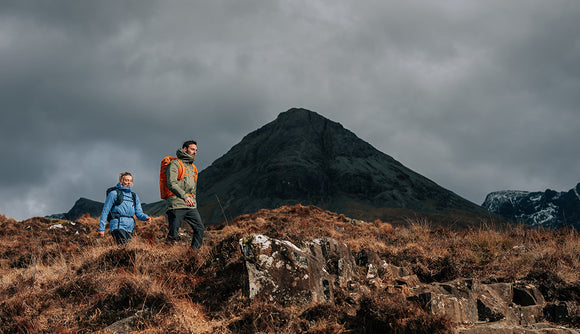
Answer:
[{"left": 1, "top": 0, "right": 579, "bottom": 220}]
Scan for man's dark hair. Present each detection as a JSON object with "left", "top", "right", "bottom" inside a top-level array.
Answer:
[{"left": 182, "top": 140, "right": 197, "bottom": 149}]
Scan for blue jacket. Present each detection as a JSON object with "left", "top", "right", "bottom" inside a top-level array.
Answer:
[{"left": 98, "top": 183, "right": 148, "bottom": 233}]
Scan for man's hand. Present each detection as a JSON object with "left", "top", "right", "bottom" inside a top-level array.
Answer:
[
  {"left": 185, "top": 197, "right": 195, "bottom": 207},
  {"left": 146, "top": 216, "right": 152, "bottom": 223},
  {"left": 98, "top": 231, "right": 105, "bottom": 238}
]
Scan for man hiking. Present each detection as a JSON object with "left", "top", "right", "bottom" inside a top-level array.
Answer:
[
  {"left": 98, "top": 172, "right": 151, "bottom": 245},
  {"left": 162, "top": 140, "right": 205, "bottom": 249}
]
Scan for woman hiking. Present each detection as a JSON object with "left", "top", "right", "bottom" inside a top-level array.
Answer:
[{"left": 98, "top": 172, "right": 152, "bottom": 245}]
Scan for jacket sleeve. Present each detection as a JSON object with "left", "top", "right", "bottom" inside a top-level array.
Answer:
[
  {"left": 134, "top": 194, "right": 149, "bottom": 221},
  {"left": 99, "top": 191, "right": 116, "bottom": 231},
  {"left": 167, "top": 160, "right": 188, "bottom": 200}
]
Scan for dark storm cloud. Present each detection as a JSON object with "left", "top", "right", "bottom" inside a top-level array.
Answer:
[
  {"left": 1, "top": 1, "right": 579, "bottom": 220},
  {"left": 336, "top": 1, "right": 580, "bottom": 199}
]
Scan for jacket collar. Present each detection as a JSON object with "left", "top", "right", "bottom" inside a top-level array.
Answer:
[
  {"left": 176, "top": 148, "right": 195, "bottom": 163},
  {"left": 116, "top": 183, "right": 132, "bottom": 192}
]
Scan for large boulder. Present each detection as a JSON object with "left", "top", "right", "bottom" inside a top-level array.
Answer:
[
  {"left": 238, "top": 234, "right": 355, "bottom": 305},
  {"left": 477, "top": 283, "right": 513, "bottom": 322},
  {"left": 410, "top": 279, "right": 479, "bottom": 325},
  {"left": 408, "top": 278, "right": 559, "bottom": 330}
]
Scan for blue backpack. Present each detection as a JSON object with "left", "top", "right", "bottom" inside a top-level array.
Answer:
[{"left": 105, "top": 187, "right": 136, "bottom": 222}]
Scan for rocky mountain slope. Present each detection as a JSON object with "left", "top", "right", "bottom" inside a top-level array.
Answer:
[
  {"left": 197, "top": 108, "right": 487, "bottom": 225},
  {"left": 482, "top": 183, "right": 580, "bottom": 230}
]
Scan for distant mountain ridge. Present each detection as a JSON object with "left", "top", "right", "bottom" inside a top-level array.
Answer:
[
  {"left": 51, "top": 197, "right": 167, "bottom": 222},
  {"left": 482, "top": 183, "right": 580, "bottom": 230}
]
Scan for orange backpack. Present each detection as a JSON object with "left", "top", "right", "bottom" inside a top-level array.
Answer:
[{"left": 159, "top": 156, "right": 198, "bottom": 199}]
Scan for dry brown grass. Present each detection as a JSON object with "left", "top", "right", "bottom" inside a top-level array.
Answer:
[{"left": 1, "top": 205, "right": 579, "bottom": 332}]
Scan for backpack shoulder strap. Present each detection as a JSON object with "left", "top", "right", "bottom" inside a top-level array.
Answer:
[
  {"left": 177, "top": 159, "right": 185, "bottom": 180},
  {"left": 115, "top": 189, "right": 124, "bottom": 206},
  {"left": 112, "top": 190, "right": 136, "bottom": 209}
]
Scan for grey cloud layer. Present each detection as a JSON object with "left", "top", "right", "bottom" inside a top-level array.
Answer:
[{"left": 1, "top": 1, "right": 579, "bottom": 220}]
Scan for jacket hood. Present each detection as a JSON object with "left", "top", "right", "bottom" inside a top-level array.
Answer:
[
  {"left": 116, "top": 183, "right": 132, "bottom": 193},
  {"left": 176, "top": 148, "right": 195, "bottom": 163}
]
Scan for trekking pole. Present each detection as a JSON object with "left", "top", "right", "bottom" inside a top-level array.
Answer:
[{"left": 215, "top": 195, "right": 229, "bottom": 226}]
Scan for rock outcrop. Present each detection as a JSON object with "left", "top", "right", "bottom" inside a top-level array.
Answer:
[
  {"left": 239, "top": 234, "right": 355, "bottom": 305},
  {"left": 238, "top": 234, "right": 579, "bottom": 333}
]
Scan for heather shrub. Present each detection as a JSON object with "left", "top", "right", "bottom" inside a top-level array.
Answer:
[{"left": 0, "top": 206, "right": 578, "bottom": 332}]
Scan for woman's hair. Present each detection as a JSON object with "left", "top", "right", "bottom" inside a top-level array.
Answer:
[{"left": 119, "top": 172, "right": 133, "bottom": 181}]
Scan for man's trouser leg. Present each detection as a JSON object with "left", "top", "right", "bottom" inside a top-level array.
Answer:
[
  {"left": 166, "top": 209, "right": 182, "bottom": 244},
  {"left": 166, "top": 208, "right": 204, "bottom": 248},
  {"left": 182, "top": 208, "right": 204, "bottom": 249}
]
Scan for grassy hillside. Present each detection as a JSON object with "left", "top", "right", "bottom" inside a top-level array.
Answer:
[{"left": 0, "top": 206, "right": 578, "bottom": 333}]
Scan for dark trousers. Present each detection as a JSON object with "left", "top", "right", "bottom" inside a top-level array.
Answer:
[
  {"left": 111, "top": 229, "right": 132, "bottom": 245},
  {"left": 166, "top": 208, "right": 204, "bottom": 249}
]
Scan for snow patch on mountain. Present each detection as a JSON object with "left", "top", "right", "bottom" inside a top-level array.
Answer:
[
  {"left": 520, "top": 203, "right": 558, "bottom": 226},
  {"left": 482, "top": 190, "right": 529, "bottom": 212}
]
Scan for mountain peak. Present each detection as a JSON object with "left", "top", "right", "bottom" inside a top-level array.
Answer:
[
  {"left": 198, "top": 108, "right": 486, "bottom": 225},
  {"left": 275, "top": 108, "right": 331, "bottom": 125},
  {"left": 278, "top": 107, "right": 317, "bottom": 118}
]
